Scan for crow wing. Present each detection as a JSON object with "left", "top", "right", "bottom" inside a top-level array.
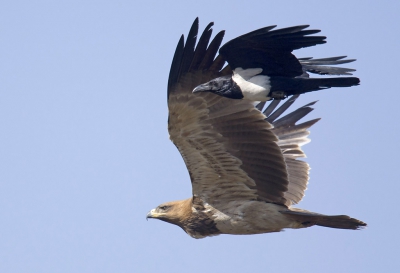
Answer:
[
  {"left": 298, "top": 56, "right": 357, "bottom": 76},
  {"left": 219, "top": 25, "right": 326, "bottom": 77}
]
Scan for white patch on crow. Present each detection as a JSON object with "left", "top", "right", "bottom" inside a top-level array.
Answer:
[{"left": 232, "top": 68, "right": 271, "bottom": 101}]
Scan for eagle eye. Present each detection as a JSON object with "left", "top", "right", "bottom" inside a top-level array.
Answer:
[{"left": 159, "top": 205, "right": 169, "bottom": 211}]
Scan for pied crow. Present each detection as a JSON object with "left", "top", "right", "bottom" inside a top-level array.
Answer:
[{"left": 191, "top": 24, "right": 359, "bottom": 101}]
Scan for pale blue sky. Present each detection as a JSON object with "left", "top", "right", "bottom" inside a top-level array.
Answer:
[{"left": 1, "top": 1, "right": 399, "bottom": 272}]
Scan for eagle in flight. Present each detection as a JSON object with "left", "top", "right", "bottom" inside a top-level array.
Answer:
[{"left": 146, "top": 18, "right": 366, "bottom": 238}]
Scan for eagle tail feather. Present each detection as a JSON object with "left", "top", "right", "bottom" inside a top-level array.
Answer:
[{"left": 281, "top": 210, "right": 367, "bottom": 230}]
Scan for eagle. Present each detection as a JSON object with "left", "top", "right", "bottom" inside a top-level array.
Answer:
[{"left": 146, "top": 18, "right": 366, "bottom": 239}]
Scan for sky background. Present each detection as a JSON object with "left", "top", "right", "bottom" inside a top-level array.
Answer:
[{"left": 1, "top": 0, "right": 399, "bottom": 272}]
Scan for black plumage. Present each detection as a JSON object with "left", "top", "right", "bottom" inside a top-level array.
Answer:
[
  {"left": 178, "top": 18, "right": 360, "bottom": 101},
  {"left": 219, "top": 25, "right": 326, "bottom": 77}
]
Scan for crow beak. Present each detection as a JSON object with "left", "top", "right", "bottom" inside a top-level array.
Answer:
[{"left": 193, "top": 83, "right": 210, "bottom": 93}]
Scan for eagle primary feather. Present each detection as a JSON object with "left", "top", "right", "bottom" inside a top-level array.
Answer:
[{"left": 146, "top": 18, "right": 366, "bottom": 238}]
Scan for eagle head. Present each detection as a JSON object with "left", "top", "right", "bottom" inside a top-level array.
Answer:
[
  {"left": 146, "top": 198, "right": 193, "bottom": 226},
  {"left": 146, "top": 197, "right": 220, "bottom": 238}
]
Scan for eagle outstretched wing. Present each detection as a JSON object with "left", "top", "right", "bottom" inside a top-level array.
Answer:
[{"left": 167, "top": 18, "right": 324, "bottom": 206}]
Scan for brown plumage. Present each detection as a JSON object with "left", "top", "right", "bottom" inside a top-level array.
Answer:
[{"left": 146, "top": 18, "right": 366, "bottom": 239}]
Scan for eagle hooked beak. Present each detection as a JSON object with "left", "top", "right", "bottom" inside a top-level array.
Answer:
[
  {"left": 147, "top": 209, "right": 161, "bottom": 221},
  {"left": 146, "top": 209, "right": 155, "bottom": 220}
]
